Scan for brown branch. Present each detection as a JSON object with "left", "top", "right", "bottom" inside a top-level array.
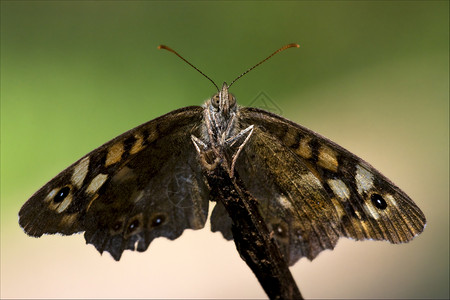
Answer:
[{"left": 208, "top": 167, "right": 303, "bottom": 300}]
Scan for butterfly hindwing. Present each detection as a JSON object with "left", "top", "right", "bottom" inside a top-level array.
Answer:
[
  {"left": 233, "top": 124, "right": 341, "bottom": 263},
  {"left": 210, "top": 107, "right": 426, "bottom": 265},
  {"left": 19, "top": 106, "right": 209, "bottom": 260}
]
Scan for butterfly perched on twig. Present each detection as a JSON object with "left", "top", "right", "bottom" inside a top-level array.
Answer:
[{"left": 19, "top": 44, "right": 425, "bottom": 283}]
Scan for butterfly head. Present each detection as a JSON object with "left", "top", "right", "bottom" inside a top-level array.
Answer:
[{"left": 209, "top": 82, "right": 237, "bottom": 117}]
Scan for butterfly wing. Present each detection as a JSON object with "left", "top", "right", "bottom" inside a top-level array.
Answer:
[
  {"left": 212, "top": 107, "right": 426, "bottom": 265},
  {"left": 19, "top": 106, "right": 209, "bottom": 260}
]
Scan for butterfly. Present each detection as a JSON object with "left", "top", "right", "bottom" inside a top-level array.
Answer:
[{"left": 19, "top": 43, "right": 426, "bottom": 268}]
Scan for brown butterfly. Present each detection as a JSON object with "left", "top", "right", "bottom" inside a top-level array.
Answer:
[{"left": 19, "top": 44, "right": 426, "bottom": 269}]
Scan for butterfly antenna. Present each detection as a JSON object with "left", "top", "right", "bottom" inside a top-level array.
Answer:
[
  {"left": 228, "top": 43, "right": 300, "bottom": 88},
  {"left": 158, "top": 45, "right": 220, "bottom": 92}
]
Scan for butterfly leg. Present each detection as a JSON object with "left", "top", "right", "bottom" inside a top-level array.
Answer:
[
  {"left": 191, "top": 135, "right": 221, "bottom": 172},
  {"left": 225, "top": 125, "right": 254, "bottom": 178},
  {"left": 225, "top": 124, "right": 253, "bottom": 147},
  {"left": 191, "top": 135, "right": 208, "bottom": 153},
  {"left": 221, "top": 111, "right": 237, "bottom": 142}
]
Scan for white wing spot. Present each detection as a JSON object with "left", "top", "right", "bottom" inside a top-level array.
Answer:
[
  {"left": 277, "top": 195, "right": 293, "bottom": 210},
  {"left": 327, "top": 179, "right": 350, "bottom": 201},
  {"left": 45, "top": 188, "right": 58, "bottom": 202},
  {"left": 71, "top": 157, "right": 90, "bottom": 188},
  {"left": 355, "top": 164, "right": 374, "bottom": 195},
  {"left": 56, "top": 194, "right": 73, "bottom": 213},
  {"left": 301, "top": 172, "right": 322, "bottom": 187},
  {"left": 86, "top": 174, "right": 108, "bottom": 194},
  {"left": 363, "top": 202, "right": 381, "bottom": 219},
  {"left": 385, "top": 194, "right": 398, "bottom": 208}
]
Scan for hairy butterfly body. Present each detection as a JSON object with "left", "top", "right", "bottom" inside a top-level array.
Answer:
[{"left": 19, "top": 44, "right": 425, "bottom": 266}]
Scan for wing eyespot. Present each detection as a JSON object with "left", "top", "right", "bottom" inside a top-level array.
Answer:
[
  {"left": 272, "top": 223, "right": 288, "bottom": 239},
  {"left": 371, "top": 193, "right": 388, "bottom": 210},
  {"left": 112, "top": 221, "right": 123, "bottom": 232},
  {"left": 127, "top": 219, "right": 140, "bottom": 233},
  {"left": 53, "top": 186, "right": 71, "bottom": 203},
  {"left": 150, "top": 214, "right": 167, "bottom": 227}
]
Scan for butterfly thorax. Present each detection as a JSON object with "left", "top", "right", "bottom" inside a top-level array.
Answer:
[
  {"left": 205, "top": 82, "right": 237, "bottom": 136},
  {"left": 193, "top": 82, "right": 254, "bottom": 177}
]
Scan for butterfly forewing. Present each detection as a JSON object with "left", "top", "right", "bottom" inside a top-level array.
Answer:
[
  {"left": 214, "top": 107, "right": 426, "bottom": 265},
  {"left": 19, "top": 106, "right": 209, "bottom": 260}
]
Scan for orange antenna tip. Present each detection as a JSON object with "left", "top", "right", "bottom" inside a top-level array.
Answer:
[
  {"left": 228, "top": 43, "right": 300, "bottom": 88},
  {"left": 158, "top": 44, "right": 219, "bottom": 91}
]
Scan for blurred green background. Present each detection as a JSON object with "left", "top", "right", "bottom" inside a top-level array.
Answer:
[{"left": 1, "top": 1, "right": 448, "bottom": 299}]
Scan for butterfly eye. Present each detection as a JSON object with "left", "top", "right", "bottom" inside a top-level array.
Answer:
[
  {"left": 53, "top": 186, "right": 71, "bottom": 203},
  {"left": 211, "top": 95, "right": 220, "bottom": 108},
  {"left": 228, "top": 94, "right": 236, "bottom": 107},
  {"left": 371, "top": 193, "right": 387, "bottom": 210}
]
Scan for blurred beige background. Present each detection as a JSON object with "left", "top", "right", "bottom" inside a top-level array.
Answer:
[{"left": 1, "top": 1, "right": 448, "bottom": 299}]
